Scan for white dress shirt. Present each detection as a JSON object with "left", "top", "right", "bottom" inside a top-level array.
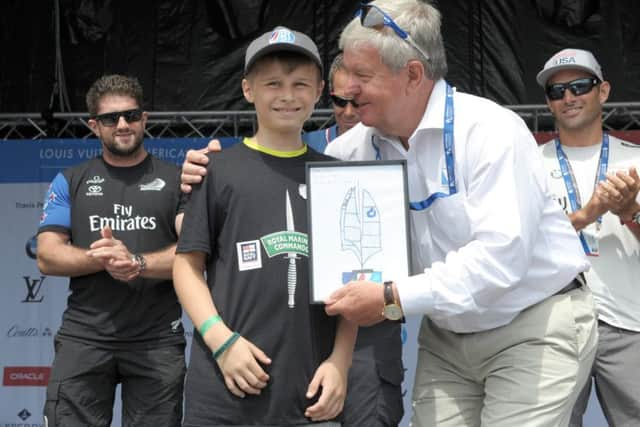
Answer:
[{"left": 326, "top": 79, "right": 589, "bottom": 333}]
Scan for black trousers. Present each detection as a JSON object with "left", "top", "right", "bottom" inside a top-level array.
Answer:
[
  {"left": 44, "top": 337, "right": 185, "bottom": 427},
  {"left": 343, "top": 344, "right": 404, "bottom": 427}
]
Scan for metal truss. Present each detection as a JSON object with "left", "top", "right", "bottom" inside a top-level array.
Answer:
[
  {"left": 1, "top": 103, "right": 639, "bottom": 140},
  {"left": 509, "top": 102, "right": 640, "bottom": 134}
]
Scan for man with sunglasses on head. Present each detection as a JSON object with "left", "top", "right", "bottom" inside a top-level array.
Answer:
[
  {"left": 303, "top": 53, "right": 361, "bottom": 153},
  {"left": 538, "top": 49, "right": 640, "bottom": 427},
  {"left": 319, "top": 1, "right": 598, "bottom": 426},
  {"left": 37, "top": 74, "right": 186, "bottom": 426}
]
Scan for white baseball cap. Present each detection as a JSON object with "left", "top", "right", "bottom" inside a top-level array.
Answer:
[{"left": 536, "top": 48, "right": 603, "bottom": 87}]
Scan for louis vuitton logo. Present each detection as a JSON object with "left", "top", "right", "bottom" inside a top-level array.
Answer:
[{"left": 22, "top": 276, "right": 46, "bottom": 303}]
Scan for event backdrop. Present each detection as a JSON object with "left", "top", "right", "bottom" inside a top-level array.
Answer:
[{"left": 2, "top": 0, "right": 639, "bottom": 115}]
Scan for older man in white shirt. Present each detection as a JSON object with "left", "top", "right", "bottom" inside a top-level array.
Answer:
[{"left": 322, "top": 1, "right": 597, "bottom": 426}]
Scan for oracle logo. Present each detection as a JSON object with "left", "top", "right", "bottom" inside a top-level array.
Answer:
[{"left": 2, "top": 366, "right": 50, "bottom": 386}]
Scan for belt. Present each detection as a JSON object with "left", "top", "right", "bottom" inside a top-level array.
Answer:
[{"left": 555, "top": 273, "right": 585, "bottom": 296}]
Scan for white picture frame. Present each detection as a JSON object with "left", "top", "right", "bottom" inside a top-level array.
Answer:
[{"left": 306, "top": 160, "right": 412, "bottom": 303}]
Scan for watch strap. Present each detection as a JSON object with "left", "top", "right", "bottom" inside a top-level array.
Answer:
[
  {"left": 133, "top": 253, "right": 146, "bottom": 273},
  {"left": 383, "top": 281, "right": 395, "bottom": 305}
]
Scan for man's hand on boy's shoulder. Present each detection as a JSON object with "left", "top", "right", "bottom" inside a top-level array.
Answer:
[
  {"left": 304, "top": 358, "right": 348, "bottom": 422},
  {"left": 180, "top": 139, "right": 222, "bottom": 193}
]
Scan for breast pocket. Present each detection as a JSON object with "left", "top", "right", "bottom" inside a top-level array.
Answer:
[{"left": 424, "top": 193, "right": 471, "bottom": 251}]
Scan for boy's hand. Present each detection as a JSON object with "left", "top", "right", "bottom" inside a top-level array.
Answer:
[
  {"left": 304, "top": 357, "right": 348, "bottom": 421},
  {"left": 180, "top": 139, "right": 222, "bottom": 193},
  {"left": 216, "top": 335, "right": 271, "bottom": 398}
]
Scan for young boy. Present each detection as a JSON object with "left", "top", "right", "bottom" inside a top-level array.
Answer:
[{"left": 173, "top": 27, "right": 357, "bottom": 426}]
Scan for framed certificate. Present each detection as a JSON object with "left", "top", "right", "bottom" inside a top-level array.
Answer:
[{"left": 306, "top": 160, "right": 412, "bottom": 303}]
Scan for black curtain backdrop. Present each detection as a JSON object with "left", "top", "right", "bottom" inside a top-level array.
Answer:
[{"left": 1, "top": 0, "right": 639, "bottom": 113}]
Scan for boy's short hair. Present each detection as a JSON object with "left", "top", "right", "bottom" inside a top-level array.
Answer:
[
  {"left": 86, "top": 74, "right": 143, "bottom": 117},
  {"left": 244, "top": 26, "right": 323, "bottom": 78}
]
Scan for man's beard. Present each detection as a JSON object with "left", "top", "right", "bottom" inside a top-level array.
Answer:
[{"left": 103, "top": 132, "right": 144, "bottom": 157}]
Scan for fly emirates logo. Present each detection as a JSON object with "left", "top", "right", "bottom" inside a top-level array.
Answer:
[{"left": 89, "top": 203, "right": 157, "bottom": 232}]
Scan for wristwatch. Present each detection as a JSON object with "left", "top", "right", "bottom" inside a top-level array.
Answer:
[
  {"left": 133, "top": 253, "right": 146, "bottom": 273},
  {"left": 624, "top": 211, "right": 640, "bottom": 228},
  {"left": 382, "top": 281, "right": 403, "bottom": 321}
]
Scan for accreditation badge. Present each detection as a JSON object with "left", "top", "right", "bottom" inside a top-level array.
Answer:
[{"left": 582, "top": 228, "right": 600, "bottom": 257}]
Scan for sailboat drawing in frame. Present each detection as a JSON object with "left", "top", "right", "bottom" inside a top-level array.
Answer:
[{"left": 340, "top": 183, "right": 383, "bottom": 285}]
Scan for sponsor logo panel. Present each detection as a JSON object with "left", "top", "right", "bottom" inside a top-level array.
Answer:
[
  {"left": 6, "top": 324, "right": 53, "bottom": 338},
  {"left": 21, "top": 276, "right": 46, "bottom": 303},
  {"left": 0, "top": 407, "right": 45, "bottom": 426},
  {"left": 3, "top": 367, "right": 51, "bottom": 386}
]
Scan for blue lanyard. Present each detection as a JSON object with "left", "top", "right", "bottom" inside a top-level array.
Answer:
[
  {"left": 372, "top": 83, "right": 457, "bottom": 211},
  {"left": 555, "top": 133, "right": 609, "bottom": 254},
  {"left": 326, "top": 125, "right": 338, "bottom": 144}
]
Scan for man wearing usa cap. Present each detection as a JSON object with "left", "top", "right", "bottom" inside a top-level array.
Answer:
[{"left": 538, "top": 48, "right": 640, "bottom": 427}]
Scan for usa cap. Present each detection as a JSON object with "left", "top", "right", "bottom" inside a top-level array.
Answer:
[
  {"left": 244, "top": 26, "right": 322, "bottom": 75},
  {"left": 536, "top": 48, "right": 603, "bottom": 87}
]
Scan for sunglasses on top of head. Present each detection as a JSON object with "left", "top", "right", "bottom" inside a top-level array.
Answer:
[
  {"left": 92, "top": 108, "right": 143, "bottom": 127},
  {"left": 330, "top": 93, "right": 359, "bottom": 108},
  {"left": 545, "top": 77, "right": 600, "bottom": 101},
  {"left": 355, "top": 3, "right": 430, "bottom": 62}
]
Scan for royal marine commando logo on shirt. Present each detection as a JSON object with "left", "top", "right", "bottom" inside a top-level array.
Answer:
[
  {"left": 260, "top": 232, "right": 308, "bottom": 257},
  {"left": 261, "top": 190, "right": 307, "bottom": 308}
]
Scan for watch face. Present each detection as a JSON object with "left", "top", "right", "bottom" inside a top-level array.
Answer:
[{"left": 383, "top": 304, "right": 403, "bottom": 321}]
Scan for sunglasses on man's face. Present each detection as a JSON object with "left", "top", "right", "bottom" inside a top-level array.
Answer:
[
  {"left": 355, "top": 3, "right": 430, "bottom": 62},
  {"left": 545, "top": 78, "right": 600, "bottom": 101},
  {"left": 330, "top": 93, "right": 359, "bottom": 108},
  {"left": 93, "top": 108, "right": 143, "bottom": 127}
]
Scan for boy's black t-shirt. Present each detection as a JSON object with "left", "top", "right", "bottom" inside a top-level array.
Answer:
[{"left": 177, "top": 141, "right": 338, "bottom": 426}]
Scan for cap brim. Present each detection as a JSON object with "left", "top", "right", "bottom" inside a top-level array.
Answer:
[{"left": 536, "top": 64, "right": 600, "bottom": 87}]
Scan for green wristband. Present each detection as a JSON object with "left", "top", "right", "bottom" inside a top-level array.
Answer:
[
  {"left": 213, "top": 332, "right": 241, "bottom": 359},
  {"left": 199, "top": 315, "right": 222, "bottom": 337}
]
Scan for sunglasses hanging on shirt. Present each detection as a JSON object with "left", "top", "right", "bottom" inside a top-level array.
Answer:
[
  {"left": 92, "top": 108, "right": 143, "bottom": 127},
  {"left": 545, "top": 78, "right": 600, "bottom": 101}
]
